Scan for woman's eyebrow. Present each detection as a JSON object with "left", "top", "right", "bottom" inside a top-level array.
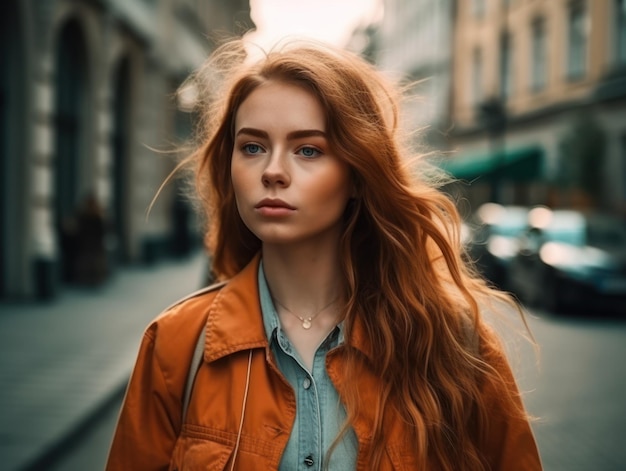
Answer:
[
  {"left": 235, "top": 127, "right": 268, "bottom": 139},
  {"left": 235, "top": 128, "right": 326, "bottom": 141}
]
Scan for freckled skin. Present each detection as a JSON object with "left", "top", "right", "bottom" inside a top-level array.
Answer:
[{"left": 231, "top": 81, "right": 352, "bottom": 249}]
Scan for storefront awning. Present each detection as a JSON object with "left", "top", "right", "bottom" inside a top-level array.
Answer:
[{"left": 440, "top": 146, "right": 543, "bottom": 182}]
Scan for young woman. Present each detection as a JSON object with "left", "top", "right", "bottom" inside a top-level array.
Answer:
[{"left": 106, "top": 39, "right": 542, "bottom": 470}]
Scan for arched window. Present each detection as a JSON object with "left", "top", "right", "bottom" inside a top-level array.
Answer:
[
  {"left": 567, "top": 1, "right": 587, "bottom": 80},
  {"left": 499, "top": 31, "right": 513, "bottom": 100},
  {"left": 472, "top": 47, "right": 483, "bottom": 106},
  {"left": 112, "top": 56, "right": 132, "bottom": 263},
  {"left": 0, "top": 1, "right": 26, "bottom": 297},
  {"left": 531, "top": 18, "right": 547, "bottom": 92},
  {"left": 615, "top": 0, "right": 626, "bottom": 66},
  {"left": 54, "top": 18, "right": 89, "bottom": 282}
]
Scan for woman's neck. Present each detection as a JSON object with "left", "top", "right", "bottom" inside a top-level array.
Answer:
[
  {"left": 262, "top": 241, "right": 344, "bottom": 371},
  {"left": 261, "top": 242, "right": 343, "bottom": 312}
]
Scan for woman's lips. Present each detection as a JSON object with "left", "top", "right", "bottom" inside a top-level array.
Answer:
[{"left": 255, "top": 198, "right": 296, "bottom": 217}]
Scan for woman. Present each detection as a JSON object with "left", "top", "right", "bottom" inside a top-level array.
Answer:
[{"left": 106, "top": 39, "right": 541, "bottom": 470}]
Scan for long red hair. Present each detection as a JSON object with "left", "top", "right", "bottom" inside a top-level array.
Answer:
[{"left": 184, "top": 39, "right": 529, "bottom": 470}]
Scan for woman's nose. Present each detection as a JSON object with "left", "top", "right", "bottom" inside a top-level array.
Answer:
[{"left": 261, "top": 153, "right": 290, "bottom": 187}]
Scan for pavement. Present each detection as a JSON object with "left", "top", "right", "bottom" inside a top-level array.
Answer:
[{"left": 0, "top": 251, "right": 207, "bottom": 471}]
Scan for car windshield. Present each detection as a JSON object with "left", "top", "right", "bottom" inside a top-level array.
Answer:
[
  {"left": 491, "top": 209, "right": 529, "bottom": 237},
  {"left": 587, "top": 218, "right": 626, "bottom": 248},
  {"left": 541, "top": 211, "right": 586, "bottom": 245},
  {"left": 542, "top": 212, "right": 626, "bottom": 248}
]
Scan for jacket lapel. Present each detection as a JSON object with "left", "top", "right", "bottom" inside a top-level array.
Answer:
[{"left": 204, "top": 254, "right": 269, "bottom": 362}]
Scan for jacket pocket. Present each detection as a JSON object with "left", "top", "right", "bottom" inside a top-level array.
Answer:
[{"left": 169, "top": 435, "right": 234, "bottom": 471}]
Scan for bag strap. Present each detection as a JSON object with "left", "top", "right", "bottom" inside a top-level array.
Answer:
[
  {"left": 170, "top": 281, "right": 226, "bottom": 422},
  {"left": 182, "top": 327, "right": 206, "bottom": 421}
]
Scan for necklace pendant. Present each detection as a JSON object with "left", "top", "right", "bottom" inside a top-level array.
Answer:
[{"left": 302, "top": 318, "right": 312, "bottom": 329}]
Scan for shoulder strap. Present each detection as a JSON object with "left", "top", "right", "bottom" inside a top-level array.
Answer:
[
  {"left": 182, "top": 326, "right": 206, "bottom": 422},
  {"left": 165, "top": 280, "right": 227, "bottom": 313},
  {"left": 172, "top": 280, "right": 227, "bottom": 424}
]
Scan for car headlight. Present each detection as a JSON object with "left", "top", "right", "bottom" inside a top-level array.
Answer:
[
  {"left": 539, "top": 242, "right": 616, "bottom": 276},
  {"left": 487, "top": 236, "right": 520, "bottom": 260}
]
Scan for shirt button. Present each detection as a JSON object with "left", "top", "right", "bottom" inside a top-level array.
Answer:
[
  {"left": 304, "top": 455, "right": 314, "bottom": 467},
  {"left": 303, "top": 377, "right": 311, "bottom": 389}
]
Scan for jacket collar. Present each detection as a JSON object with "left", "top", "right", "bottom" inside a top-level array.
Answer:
[
  {"left": 204, "top": 254, "right": 268, "bottom": 362},
  {"left": 203, "top": 252, "right": 375, "bottom": 363}
]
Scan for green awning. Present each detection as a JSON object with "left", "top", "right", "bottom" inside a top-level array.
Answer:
[{"left": 440, "top": 146, "right": 543, "bottom": 182}]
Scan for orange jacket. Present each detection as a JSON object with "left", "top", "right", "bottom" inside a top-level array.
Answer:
[{"left": 106, "top": 255, "right": 542, "bottom": 470}]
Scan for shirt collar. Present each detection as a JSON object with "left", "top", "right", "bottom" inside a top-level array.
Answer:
[
  {"left": 203, "top": 253, "right": 370, "bottom": 362},
  {"left": 258, "top": 260, "right": 281, "bottom": 343}
]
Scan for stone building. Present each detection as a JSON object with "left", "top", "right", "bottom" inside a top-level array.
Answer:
[
  {"left": 0, "top": 0, "right": 252, "bottom": 299},
  {"left": 447, "top": 0, "right": 626, "bottom": 212},
  {"left": 374, "top": 0, "right": 455, "bottom": 150}
]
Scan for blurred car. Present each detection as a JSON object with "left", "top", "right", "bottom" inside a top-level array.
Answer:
[
  {"left": 508, "top": 207, "right": 626, "bottom": 313},
  {"left": 465, "top": 203, "right": 530, "bottom": 288}
]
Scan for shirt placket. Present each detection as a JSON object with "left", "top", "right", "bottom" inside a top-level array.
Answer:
[
  {"left": 275, "top": 330, "right": 324, "bottom": 471},
  {"left": 298, "top": 367, "right": 321, "bottom": 470}
]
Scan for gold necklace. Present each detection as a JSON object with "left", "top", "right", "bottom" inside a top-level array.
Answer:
[{"left": 273, "top": 296, "right": 339, "bottom": 330}]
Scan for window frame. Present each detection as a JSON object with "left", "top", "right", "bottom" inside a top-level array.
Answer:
[
  {"left": 531, "top": 17, "right": 547, "bottom": 92},
  {"left": 566, "top": 1, "right": 587, "bottom": 80}
]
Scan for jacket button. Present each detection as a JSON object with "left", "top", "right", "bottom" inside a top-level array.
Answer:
[{"left": 304, "top": 455, "right": 314, "bottom": 467}]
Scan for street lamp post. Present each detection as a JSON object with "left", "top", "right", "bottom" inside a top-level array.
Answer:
[
  {"left": 478, "top": 0, "right": 510, "bottom": 204},
  {"left": 479, "top": 97, "right": 507, "bottom": 202}
]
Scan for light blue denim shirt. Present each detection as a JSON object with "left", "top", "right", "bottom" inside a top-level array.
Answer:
[{"left": 258, "top": 262, "right": 358, "bottom": 471}]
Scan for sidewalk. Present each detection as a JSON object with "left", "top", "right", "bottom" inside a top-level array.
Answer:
[{"left": 0, "top": 251, "right": 207, "bottom": 471}]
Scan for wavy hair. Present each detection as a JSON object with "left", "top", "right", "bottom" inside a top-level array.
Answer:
[{"left": 182, "top": 39, "right": 529, "bottom": 470}]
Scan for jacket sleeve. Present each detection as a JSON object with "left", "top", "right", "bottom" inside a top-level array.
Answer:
[
  {"left": 479, "top": 335, "right": 543, "bottom": 470},
  {"left": 105, "top": 328, "right": 182, "bottom": 471}
]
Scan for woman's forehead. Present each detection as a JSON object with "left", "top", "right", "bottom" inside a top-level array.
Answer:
[{"left": 234, "top": 81, "right": 326, "bottom": 133}]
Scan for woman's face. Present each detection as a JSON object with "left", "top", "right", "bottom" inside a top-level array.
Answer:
[{"left": 231, "top": 80, "right": 352, "bottom": 248}]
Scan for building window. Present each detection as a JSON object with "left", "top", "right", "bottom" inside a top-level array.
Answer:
[
  {"left": 472, "top": 48, "right": 483, "bottom": 105},
  {"left": 500, "top": 32, "right": 513, "bottom": 99},
  {"left": 616, "top": 0, "right": 626, "bottom": 65},
  {"left": 622, "top": 135, "right": 626, "bottom": 203},
  {"left": 473, "top": 0, "right": 486, "bottom": 19},
  {"left": 567, "top": 1, "right": 587, "bottom": 79},
  {"left": 531, "top": 18, "right": 547, "bottom": 91}
]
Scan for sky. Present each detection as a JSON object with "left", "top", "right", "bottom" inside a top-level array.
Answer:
[{"left": 246, "top": 0, "right": 383, "bottom": 49}]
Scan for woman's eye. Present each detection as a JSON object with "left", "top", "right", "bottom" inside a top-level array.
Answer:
[
  {"left": 298, "top": 146, "right": 321, "bottom": 158},
  {"left": 242, "top": 144, "right": 263, "bottom": 154}
]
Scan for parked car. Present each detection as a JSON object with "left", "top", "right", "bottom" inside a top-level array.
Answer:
[
  {"left": 466, "top": 203, "right": 530, "bottom": 288},
  {"left": 508, "top": 207, "right": 626, "bottom": 313}
]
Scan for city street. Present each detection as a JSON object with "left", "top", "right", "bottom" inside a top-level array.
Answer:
[
  {"left": 519, "top": 309, "right": 626, "bottom": 471},
  {"left": 44, "top": 303, "right": 626, "bottom": 471},
  {"left": 0, "top": 251, "right": 209, "bottom": 471},
  {"left": 4, "top": 1, "right": 626, "bottom": 470}
]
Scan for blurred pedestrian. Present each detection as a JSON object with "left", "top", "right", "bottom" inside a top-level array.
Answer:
[
  {"left": 59, "top": 213, "right": 79, "bottom": 283},
  {"left": 75, "top": 193, "right": 108, "bottom": 285},
  {"left": 107, "top": 39, "right": 541, "bottom": 470},
  {"left": 171, "top": 194, "right": 193, "bottom": 257}
]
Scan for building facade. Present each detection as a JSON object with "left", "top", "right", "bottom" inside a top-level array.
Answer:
[
  {"left": 0, "top": 0, "right": 252, "bottom": 299},
  {"left": 448, "top": 0, "right": 626, "bottom": 212},
  {"left": 374, "top": 0, "right": 455, "bottom": 149}
]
